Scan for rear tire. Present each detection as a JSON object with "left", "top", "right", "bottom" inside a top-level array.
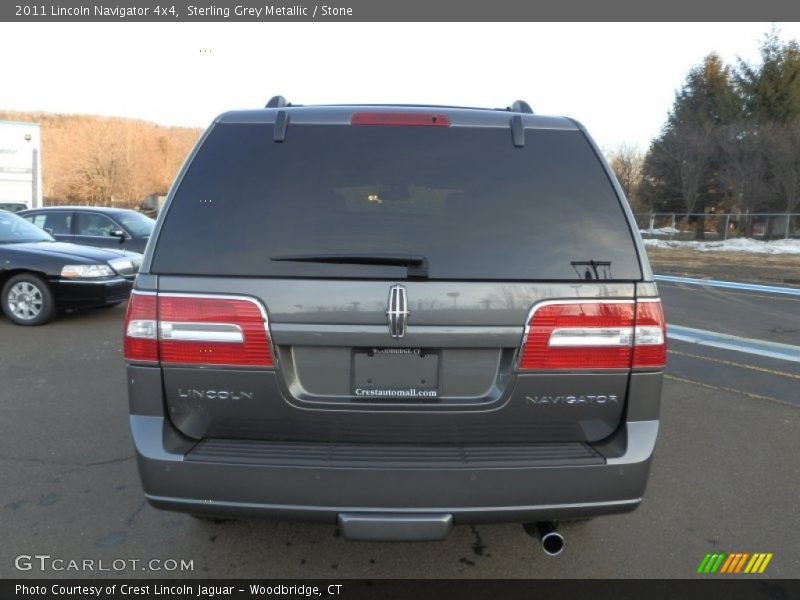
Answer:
[{"left": 1, "top": 273, "right": 56, "bottom": 326}]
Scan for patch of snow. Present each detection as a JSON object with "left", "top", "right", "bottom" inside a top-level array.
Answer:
[
  {"left": 640, "top": 226, "right": 680, "bottom": 235},
  {"left": 643, "top": 237, "right": 800, "bottom": 255}
]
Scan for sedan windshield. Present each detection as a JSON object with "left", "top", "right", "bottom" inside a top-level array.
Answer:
[
  {"left": 117, "top": 212, "right": 155, "bottom": 237},
  {"left": 0, "top": 211, "right": 55, "bottom": 243}
]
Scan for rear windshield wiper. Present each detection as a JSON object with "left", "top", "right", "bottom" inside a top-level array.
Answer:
[{"left": 271, "top": 253, "right": 429, "bottom": 279}]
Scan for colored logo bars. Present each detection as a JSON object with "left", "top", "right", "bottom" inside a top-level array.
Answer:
[{"left": 697, "top": 552, "right": 773, "bottom": 574}]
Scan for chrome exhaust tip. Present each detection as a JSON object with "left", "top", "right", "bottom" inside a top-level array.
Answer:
[{"left": 523, "top": 521, "right": 564, "bottom": 556}]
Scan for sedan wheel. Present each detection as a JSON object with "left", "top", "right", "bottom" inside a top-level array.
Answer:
[{"left": 1, "top": 274, "right": 56, "bottom": 326}]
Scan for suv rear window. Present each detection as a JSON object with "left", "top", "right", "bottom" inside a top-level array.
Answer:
[{"left": 151, "top": 123, "right": 641, "bottom": 280}]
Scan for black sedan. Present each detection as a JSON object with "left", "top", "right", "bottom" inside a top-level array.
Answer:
[
  {"left": 0, "top": 202, "right": 28, "bottom": 213},
  {"left": 0, "top": 210, "right": 141, "bottom": 325},
  {"left": 18, "top": 206, "right": 155, "bottom": 254}
]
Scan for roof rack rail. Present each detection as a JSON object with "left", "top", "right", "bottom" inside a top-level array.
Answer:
[
  {"left": 266, "top": 95, "right": 289, "bottom": 108},
  {"left": 509, "top": 100, "right": 533, "bottom": 114},
  {"left": 262, "top": 100, "right": 533, "bottom": 113}
]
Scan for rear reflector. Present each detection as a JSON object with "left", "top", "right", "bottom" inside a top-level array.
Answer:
[
  {"left": 519, "top": 299, "right": 666, "bottom": 370},
  {"left": 350, "top": 112, "right": 450, "bottom": 127},
  {"left": 124, "top": 292, "right": 273, "bottom": 368}
]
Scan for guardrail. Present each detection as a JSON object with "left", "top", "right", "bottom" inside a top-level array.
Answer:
[{"left": 634, "top": 212, "right": 800, "bottom": 241}]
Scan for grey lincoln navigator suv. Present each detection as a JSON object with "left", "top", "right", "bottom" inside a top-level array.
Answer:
[{"left": 125, "top": 97, "right": 665, "bottom": 550}]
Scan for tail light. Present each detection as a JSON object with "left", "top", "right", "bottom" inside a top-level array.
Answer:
[
  {"left": 518, "top": 299, "right": 666, "bottom": 371},
  {"left": 632, "top": 299, "right": 667, "bottom": 368},
  {"left": 124, "top": 292, "right": 273, "bottom": 368},
  {"left": 123, "top": 292, "right": 158, "bottom": 363},
  {"left": 519, "top": 301, "right": 635, "bottom": 370}
]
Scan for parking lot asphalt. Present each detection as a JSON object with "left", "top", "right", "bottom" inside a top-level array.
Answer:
[
  {"left": 658, "top": 280, "right": 800, "bottom": 408},
  {"left": 1, "top": 284, "right": 798, "bottom": 579},
  {"left": 658, "top": 279, "right": 800, "bottom": 345}
]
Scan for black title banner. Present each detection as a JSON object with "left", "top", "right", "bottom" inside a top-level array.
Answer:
[
  {"left": 3, "top": 0, "right": 800, "bottom": 22},
  {"left": 4, "top": 579, "right": 800, "bottom": 600}
]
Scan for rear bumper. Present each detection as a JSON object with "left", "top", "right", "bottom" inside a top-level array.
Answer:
[{"left": 131, "top": 413, "right": 658, "bottom": 534}]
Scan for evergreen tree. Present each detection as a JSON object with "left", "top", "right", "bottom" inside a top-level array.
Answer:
[
  {"left": 641, "top": 54, "right": 741, "bottom": 238},
  {"left": 736, "top": 28, "right": 800, "bottom": 125},
  {"left": 736, "top": 29, "right": 800, "bottom": 223}
]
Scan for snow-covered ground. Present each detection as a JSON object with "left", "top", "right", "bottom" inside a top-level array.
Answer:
[
  {"left": 640, "top": 226, "right": 680, "bottom": 236},
  {"left": 643, "top": 237, "right": 800, "bottom": 255}
]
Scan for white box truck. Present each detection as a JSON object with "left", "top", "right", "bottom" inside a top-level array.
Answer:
[{"left": 0, "top": 121, "right": 43, "bottom": 211}]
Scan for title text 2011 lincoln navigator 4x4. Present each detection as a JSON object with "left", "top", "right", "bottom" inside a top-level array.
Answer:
[{"left": 125, "top": 97, "right": 665, "bottom": 551}]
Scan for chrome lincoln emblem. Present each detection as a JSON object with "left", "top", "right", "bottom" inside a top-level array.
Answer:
[{"left": 386, "top": 285, "right": 410, "bottom": 339}]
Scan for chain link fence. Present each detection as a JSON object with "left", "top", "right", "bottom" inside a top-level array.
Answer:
[{"left": 635, "top": 213, "right": 800, "bottom": 241}]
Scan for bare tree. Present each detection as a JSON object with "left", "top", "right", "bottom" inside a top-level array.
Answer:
[
  {"left": 756, "top": 122, "right": 800, "bottom": 237},
  {"left": 658, "top": 123, "right": 716, "bottom": 239},
  {"left": 607, "top": 144, "right": 645, "bottom": 210},
  {"left": 717, "top": 125, "right": 768, "bottom": 237},
  {"left": 764, "top": 122, "right": 800, "bottom": 213},
  {"left": 0, "top": 110, "right": 201, "bottom": 207}
]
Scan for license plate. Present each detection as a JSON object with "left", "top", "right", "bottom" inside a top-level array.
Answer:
[{"left": 352, "top": 348, "right": 439, "bottom": 400}]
